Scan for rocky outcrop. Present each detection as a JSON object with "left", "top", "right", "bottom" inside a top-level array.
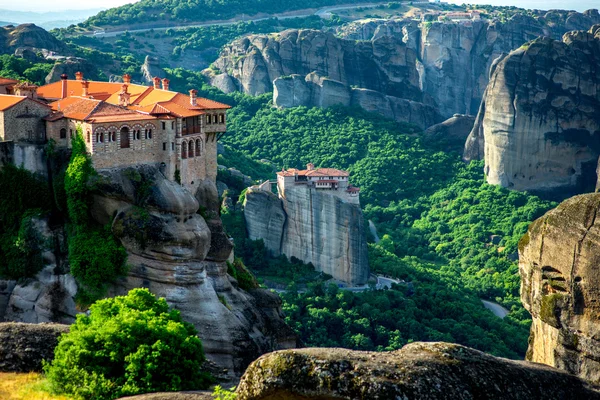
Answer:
[
  {"left": 90, "top": 164, "right": 296, "bottom": 377},
  {"left": 0, "top": 322, "right": 69, "bottom": 372},
  {"left": 45, "top": 57, "right": 99, "bottom": 83},
  {"left": 205, "top": 29, "right": 425, "bottom": 102},
  {"left": 519, "top": 193, "right": 600, "bottom": 385},
  {"left": 244, "top": 184, "right": 369, "bottom": 286},
  {"left": 0, "top": 23, "right": 68, "bottom": 55},
  {"left": 273, "top": 73, "right": 442, "bottom": 129},
  {"left": 423, "top": 114, "right": 475, "bottom": 152},
  {"left": 0, "top": 216, "right": 78, "bottom": 324},
  {"left": 236, "top": 342, "right": 600, "bottom": 400},
  {"left": 141, "top": 55, "right": 165, "bottom": 84},
  {"left": 477, "top": 28, "right": 600, "bottom": 198}
]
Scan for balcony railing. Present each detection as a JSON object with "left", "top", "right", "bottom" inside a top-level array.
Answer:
[{"left": 182, "top": 126, "right": 201, "bottom": 135}]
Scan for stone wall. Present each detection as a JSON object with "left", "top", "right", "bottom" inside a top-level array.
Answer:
[{"left": 0, "top": 98, "right": 49, "bottom": 142}]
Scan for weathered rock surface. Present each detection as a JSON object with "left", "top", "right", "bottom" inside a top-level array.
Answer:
[
  {"left": 205, "top": 29, "right": 425, "bottom": 102},
  {"left": 0, "top": 23, "right": 67, "bottom": 55},
  {"left": 477, "top": 28, "right": 600, "bottom": 198},
  {"left": 423, "top": 114, "right": 475, "bottom": 152},
  {"left": 91, "top": 165, "right": 296, "bottom": 377},
  {"left": 236, "top": 342, "right": 600, "bottom": 400},
  {"left": 45, "top": 57, "right": 99, "bottom": 83},
  {"left": 141, "top": 55, "right": 165, "bottom": 84},
  {"left": 273, "top": 73, "right": 442, "bottom": 129},
  {"left": 520, "top": 193, "right": 600, "bottom": 385},
  {"left": 0, "top": 216, "right": 77, "bottom": 324},
  {"left": 0, "top": 322, "right": 69, "bottom": 372},
  {"left": 244, "top": 185, "right": 369, "bottom": 286},
  {"left": 119, "top": 392, "right": 213, "bottom": 400}
]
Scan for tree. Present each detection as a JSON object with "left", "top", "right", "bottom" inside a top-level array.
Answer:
[{"left": 44, "top": 288, "right": 213, "bottom": 400}]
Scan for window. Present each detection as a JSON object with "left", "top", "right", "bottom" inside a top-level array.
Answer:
[
  {"left": 148, "top": 129, "right": 152, "bottom": 139},
  {"left": 213, "top": 115, "right": 218, "bottom": 123},
  {"left": 171, "top": 121, "right": 175, "bottom": 129},
  {"left": 171, "top": 142, "right": 174, "bottom": 151},
  {"left": 162, "top": 121, "right": 166, "bottom": 130},
  {"left": 163, "top": 142, "right": 166, "bottom": 151},
  {"left": 181, "top": 141, "right": 188, "bottom": 159},
  {"left": 188, "top": 141, "right": 194, "bottom": 158},
  {"left": 70, "top": 129, "right": 73, "bottom": 138},
  {"left": 219, "top": 114, "right": 225, "bottom": 123},
  {"left": 196, "top": 139, "right": 201, "bottom": 155},
  {"left": 60, "top": 128, "right": 66, "bottom": 139},
  {"left": 120, "top": 127, "right": 130, "bottom": 148},
  {"left": 206, "top": 115, "right": 211, "bottom": 125},
  {"left": 86, "top": 131, "right": 90, "bottom": 143}
]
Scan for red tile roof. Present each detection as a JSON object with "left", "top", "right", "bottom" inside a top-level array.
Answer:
[
  {"left": 278, "top": 167, "right": 350, "bottom": 177},
  {"left": 0, "top": 78, "right": 18, "bottom": 86},
  {"left": 0, "top": 95, "right": 26, "bottom": 111}
]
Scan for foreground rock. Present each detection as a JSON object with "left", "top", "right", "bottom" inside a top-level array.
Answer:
[
  {"left": 92, "top": 164, "right": 296, "bottom": 377},
  {"left": 473, "top": 27, "right": 600, "bottom": 198},
  {"left": 520, "top": 193, "right": 600, "bottom": 385},
  {"left": 236, "top": 342, "right": 600, "bottom": 399},
  {"left": 423, "top": 114, "right": 475, "bottom": 152},
  {"left": 0, "top": 322, "right": 69, "bottom": 372}
]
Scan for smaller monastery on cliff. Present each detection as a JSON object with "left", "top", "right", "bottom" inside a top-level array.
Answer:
[
  {"left": 246, "top": 163, "right": 369, "bottom": 286},
  {"left": 0, "top": 72, "right": 229, "bottom": 192}
]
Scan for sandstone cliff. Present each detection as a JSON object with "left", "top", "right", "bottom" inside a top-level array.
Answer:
[
  {"left": 273, "top": 73, "right": 442, "bottom": 129},
  {"left": 90, "top": 165, "right": 296, "bottom": 376},
  {"left": 473, "top": 27, "right": 600, "bottom": 198},
  {"left": 244, "top": 185, "right": 369, "bottom": 286},
  {"left": 236, "top": 342, "right": 600, "bottom": 399},
  {"left": 520, "top": 193, "right": 600, "bottom": 385}
]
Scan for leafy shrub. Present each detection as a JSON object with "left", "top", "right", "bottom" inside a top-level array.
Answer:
[
  {"left": 44, "top": 288, "right": 213, "bottom": 400},
  {"left": 227, "top": 258, "right": 259, "bottom": 290}
]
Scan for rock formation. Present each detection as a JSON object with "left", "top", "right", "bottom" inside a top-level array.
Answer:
[
  {"left": 207, "top": 10, "right": 600, "bottom": 124},
  {"left": 0, "top": 322, "right": 69, "bottom": 372},
  {"left": 244, "top": 182, "right": 369, "bottom": 286},
  {"left": 141, "top": 55, "right": 165, "bottom": 84},
  {"left": 273, "top": 73, "right": 442, "bottom": 129},
  {"left": 45, "top": 57, "right": 99, "bottom": 84},
  {"left": 90, "top": 164, "right": 296, "bottom": 377},
  {"left": 0, "top": 23, "right": 68, "bottom": 55},
  {"left": 236, "top": 342, "right": 600, "bottom": 399},
  {"left": 423, "top": 114, "right": 475, "bottom": 152},
  {"left": 473, "top": 27, "right": 600, "bottom": 198},
  {"left": 519, "top": 193, "right": 600, "bottom": 385}
]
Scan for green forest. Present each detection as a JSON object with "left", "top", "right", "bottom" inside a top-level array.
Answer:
[{"left": 215, "top": 95, "right": 555, "bottom": 359}]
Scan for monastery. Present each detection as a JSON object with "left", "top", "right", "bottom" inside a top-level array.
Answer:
[{"left": 0, "top": 73, "right": 230, "bottom": 192}]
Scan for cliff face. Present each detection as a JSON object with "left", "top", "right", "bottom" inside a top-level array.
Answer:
[
  {"left": 236, "top": 342, "right": 600, "bottom": 400},
  {"left": 520, "top": 193, "right": 600, "bottom": 385},
  {"left": 273, "top": 73, "right": 442, "bottom": 129},
  {"left": 207, "top": 10, "right": 600, "bottom": 125},
  {"left": 474, "top": 27, "right": 600, "bottom": 198},
  {"left": 244, "top": 185, "right": 369, "bottom": 286},
  {"left": 0, "top": 23, "right": 68, "bottom": 55},
  {"left": 90, "top": 165, "right": 296, "bottom": 376}
]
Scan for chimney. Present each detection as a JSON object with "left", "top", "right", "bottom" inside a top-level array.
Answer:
[
  {"left": 60, "top": 74, "right": 68, "bottom": 99},
  {"left": 75, "top": 71, "right": 83, "bottom": 81},
  {"left": 118, "top": 84, "right": 130, "bottom": 107},
  {"left": 161, "top": 78, "right": 170, "bottom": 91},
  {"left": 123, "top": 74, "right": 131, "bottom": 84},
  {"left": 189, "top": 89, "right": 197, "bottom": 106},
  {"left": 153, "top": 76, "right": 161, "bottom": 89},
  {"left": 81, "top": 80, "right": 89, "bottom": 97},
  {"left": 307, "top": 163, "right": 314, "bottom": 171}
]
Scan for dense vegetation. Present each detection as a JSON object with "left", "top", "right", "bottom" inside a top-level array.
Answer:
[
  {"left": 64, "top": 130, "right": 128, "bottom": 305},
  {"left": 0, "top": 55, "right": 54, "bottom": 85},
  {"left": 44, "top": 288, "right": 212, "bottom": 400},
  {"left": 217, "top": 96, "right": 555, "bottom": 358},
  {"left": 83, "top": 0, "right": 378, "bottom": 28},
  {"left": 0, "top": 165, "right": 52, "bottom": 279}
]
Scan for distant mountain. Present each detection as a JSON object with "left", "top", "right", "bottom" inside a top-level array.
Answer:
[{"left": 0, "top": 8, "right": 104, "bottom": 29}]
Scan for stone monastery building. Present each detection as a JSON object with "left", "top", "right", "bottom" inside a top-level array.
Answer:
[{"left": 0, "top": 72, "right": 230, "bottom": 192}]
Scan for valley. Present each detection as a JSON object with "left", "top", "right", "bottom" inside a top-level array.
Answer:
[{"left": 0, "top": 0, "right": 599, "bottom": 399}]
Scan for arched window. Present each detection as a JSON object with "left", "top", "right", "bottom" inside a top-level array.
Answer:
[
  {"left": 196, "top": 139, "right": 202, "bottom": 156},
  {"left": 120, "top": 127, "right": 130, "bottom": 148},
  {"left": 60, "top": 128, "right": 67, "bottom": 139},
  {"left": 188, "top": 140, "right": 195, "bottom": 158},
  {"left": 181, "top": 141, "right": 188, "bottom": 159}
]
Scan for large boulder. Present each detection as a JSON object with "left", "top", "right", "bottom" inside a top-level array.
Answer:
[
  {"left": 0, "top": 23, "right": 68, "bottom": 55},
  {"left": 424, "top": 114, "right": 476, "bottom": 152},
  {"left": 0, "top": 322, "right": 69, "bottom": 372},
  {"left": 236, "top": 342, "right": 600, "bottom": 399},
  {"left": 520, "top": 193, "right": 600, "bottom": 385}
]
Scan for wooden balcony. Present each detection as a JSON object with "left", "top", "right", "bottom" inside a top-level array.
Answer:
[{"left": 182, "top": 126, "right": 201, "bottom": 135}]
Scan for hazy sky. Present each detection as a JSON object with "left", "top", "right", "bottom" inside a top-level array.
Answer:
[{"left": 0, "top": 0, "right": 136, "bottom": 12}]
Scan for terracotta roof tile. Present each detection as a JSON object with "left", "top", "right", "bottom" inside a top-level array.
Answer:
[
  {"left": 0, "top": 95, "right": 27, "bottom": 111},
  {"left": 0, "top": 78, "right": 18, "bottom": 86},
  {"left": 277, "top": 167, "right": 349, "bottom": 177}
]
